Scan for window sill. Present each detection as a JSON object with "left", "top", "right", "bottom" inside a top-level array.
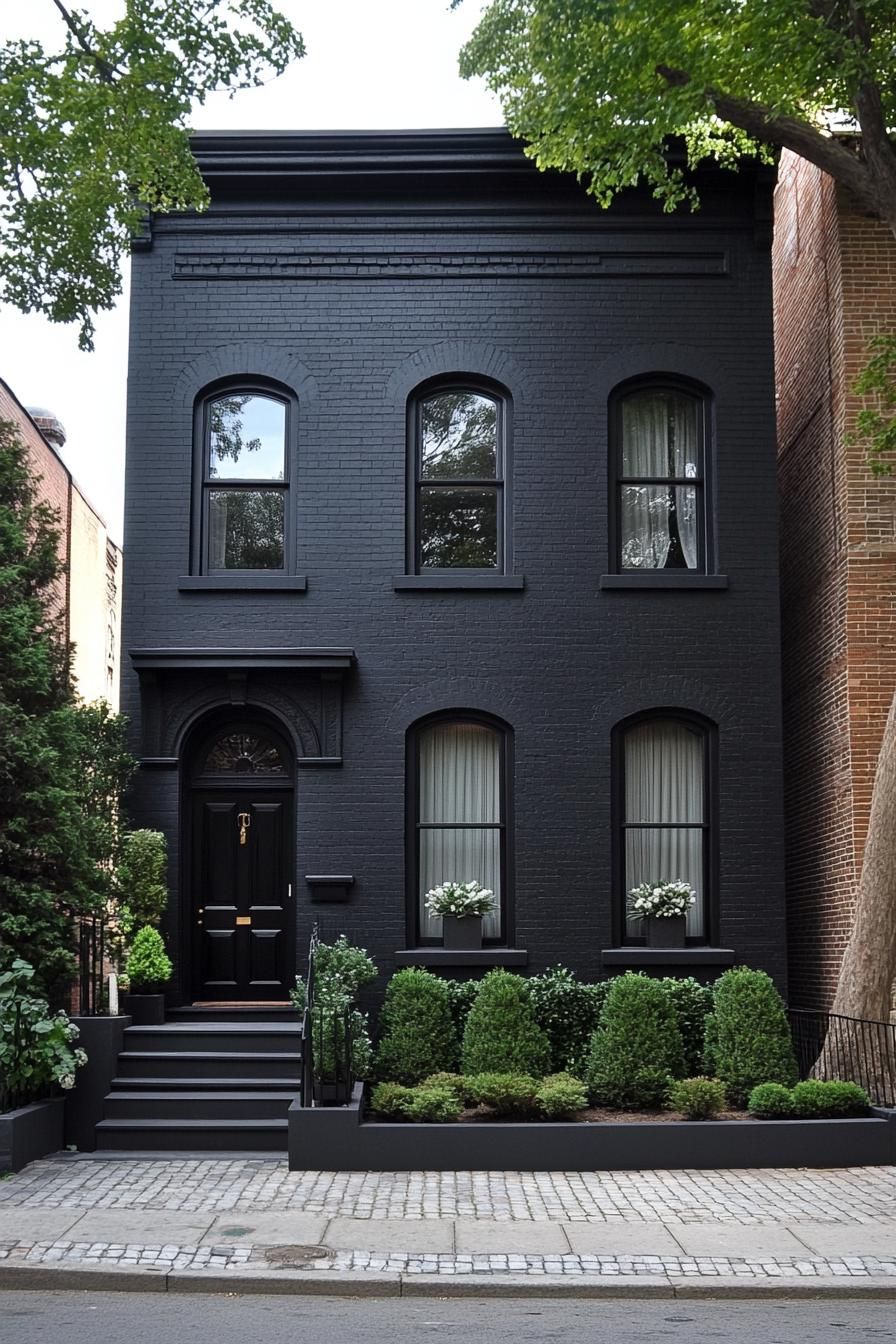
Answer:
[
  {"left": 395, "top": 948, "right": 529, "bottom": 967},
  {"left": 601, "top": 947, "right": 735, "bottom": 967},
  {"left": 599, "top": 573, "right": 729, "bottom": 590},
  {"left": 178, "top": 576, "right": 308, "bottom": 592},
  {"left": 393, "top": 575, "right": 525, "bottom": 591}
]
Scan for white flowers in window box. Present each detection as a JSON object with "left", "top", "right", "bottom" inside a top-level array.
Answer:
[
  {"left": 424, "top": 880, "right": 496, "bottom": 951},
  {"left": 628, "top": 880, "right": 696, "bottom": 949}
]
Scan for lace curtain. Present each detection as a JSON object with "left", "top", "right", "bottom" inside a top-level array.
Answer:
[{"left": 620, "top": 391, "right": 700, "bottom": 570}]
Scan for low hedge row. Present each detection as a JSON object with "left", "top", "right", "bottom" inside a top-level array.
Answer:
[
  {"left": 747, "top": 1079, "right": 870, "bottom": 1118},
  {"left": 370, "top": 1071, "right": 589, "bottom": 1123}
]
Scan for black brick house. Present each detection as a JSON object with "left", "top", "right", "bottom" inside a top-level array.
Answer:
[{"left": 122, "top": 128, "right": 786, "bottom": 1006}]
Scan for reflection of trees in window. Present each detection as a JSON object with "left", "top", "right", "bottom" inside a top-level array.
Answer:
[
  {"left": 208, "top": 396, "right": 262, "bottom": 467},
  {"left": 208, "top": 490, "right": 284, "bottom": 570},
  {"left": 199, "top": 387, "right": 290, "bottom": 573},
  {"left": 414, "top": 387, "right": 505, "bottom": 571},
  {"left": 421, "top": 393, "right": 497, "bottom": 478}
]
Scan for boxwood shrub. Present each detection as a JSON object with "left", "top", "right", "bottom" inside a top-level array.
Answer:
[
  {"left": 536, "top": 1072, "right": 589, "bottom": 1120},
  {"left": 374, "top": 968, "right": 458, "bottom": 1084},
  {"left": 659, "top": 977, "right": 714, "bottom": 1078},
  {"left": 790, "top": 1079, "right": 870, "bottom": 1117},
  {"left": 747, "top": 1083, "right": 795, "bottom": 1117},
  {"left": 668, "top": 1076, "right": 727, "bottom": 1120},
  {"left": 710, "top": 968, "right": 798, "bottom": 1106},
  {"left": 586, "top": 972, "right": 684, "bottom": 1109},
  {"left": 528, "top": 966, "right": 607, "bottom": 1076},
  {"left": 461, "top": 969, "right": 551, "bottom": 1076},
  {"left": 466, "top": 1071, "right": 541, "bottom": 1116}
]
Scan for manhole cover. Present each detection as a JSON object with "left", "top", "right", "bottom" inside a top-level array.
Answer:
[{"left": 263, "top": 1244, "right": 334, "bottom": 1266}]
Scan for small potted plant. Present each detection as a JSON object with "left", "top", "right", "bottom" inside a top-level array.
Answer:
[
  {"left": 628, "top": 879, "right": 696, "bottom": 948},
  {"left": 120, "top": 926, "right": 173, "bottom": 1025},
  {"left": 424, "top": 880, "right": 496, "bottom": 950}
]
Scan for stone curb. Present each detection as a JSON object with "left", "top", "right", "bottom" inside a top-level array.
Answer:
[{"left": 3, "top": 1261, "right": 896, "bottom": 1299}]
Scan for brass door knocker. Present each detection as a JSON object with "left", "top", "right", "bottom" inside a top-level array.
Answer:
[{"left": 237, "top": 811, "right": 251, "bottom": 845}]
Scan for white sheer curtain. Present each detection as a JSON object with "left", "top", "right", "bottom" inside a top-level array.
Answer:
[
  {"left": 624, "top": 719, "right": 705, "bottom": 936},
  {"left": 419, "top": 722, "right": 502, "bottom": 939},
  {"left": 620, "top": 391, "right": 699, "bottom": 570}
]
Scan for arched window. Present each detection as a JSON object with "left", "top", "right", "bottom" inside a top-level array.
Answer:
[
  {"left": 410, "top": 715, "right": 511, "bottom": 943},
  {"left": 193, "top": 384, "right": 294, "bottom": 574},
  {"left": 617, "top": 713, "right": 714, "bottom": 942},
  {"left": 611, "top": 380, "right": 711, "bottom": 573},
  {"left": 409, "top": 382, "right": 509, "bottom": 572}
]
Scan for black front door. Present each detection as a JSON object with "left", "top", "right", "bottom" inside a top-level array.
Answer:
[{"left": 191, "top": 791, "right": 294, "bottom": 1001}]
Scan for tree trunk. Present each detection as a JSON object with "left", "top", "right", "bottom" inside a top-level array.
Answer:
[{"left": 830, "top": 688, "right": 896, "bottom": 1022}]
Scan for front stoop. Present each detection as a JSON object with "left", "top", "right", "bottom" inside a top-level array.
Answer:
[{"left": 94, "top": 1011, "right": 301, "bottom": 1152}]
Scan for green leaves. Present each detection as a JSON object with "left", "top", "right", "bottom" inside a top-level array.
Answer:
[
  {"left": 459, "top": 0, "right": 896, "bottom": 214},
  {"left": 853, "top": 334, "right": 896, "bottom": 475},
  {"left": 0, "top": 2, "right": 305, "bottom": 348},
  {"left": 0, "top": 419, "right": 136, "bottom": 1003}
]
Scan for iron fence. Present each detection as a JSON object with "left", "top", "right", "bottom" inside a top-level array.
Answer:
[
  {"left": 789, "top": 1009, "right": 896, "bottom": 1107},
  {"left": 299, "top": 926, "right": 354, "bottom": 1107},
  {"left": 77, "top": 914, "right": 107, "bottom": 1017}
]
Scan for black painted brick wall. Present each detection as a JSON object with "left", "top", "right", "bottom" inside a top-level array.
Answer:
[{"left": 121, "top": 132, "right": 786, "bottom": 998}]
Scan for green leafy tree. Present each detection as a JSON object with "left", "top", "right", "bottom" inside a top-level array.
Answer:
[
  {"left": 0, "top": 419, "right": 134, "bottom": 1003},
  {"left": 0, "top": 1, "right": 305, "bottom": 349},
  {"left": 459, "top": 0, "right": 896, "bottom": 1022}
]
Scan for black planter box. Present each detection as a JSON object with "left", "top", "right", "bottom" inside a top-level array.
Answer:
[
  {"left": 441, "top": 914, "right": 483, "bottom": 950},
  {"left": 0, "top": 1097, "right": 66, "bottom": 1173},
  {"left": 120, "top": 993, "right": 165, "bottom": 1025},
  {"left": 288, "top": 1087, "right": 896, "bottom": 1172},
  {"left": 647, "top": 916, "right": 687, "bottom": 949},
  {"left": 65, "top": 1014, "right": 132, "bottom": 1152}
]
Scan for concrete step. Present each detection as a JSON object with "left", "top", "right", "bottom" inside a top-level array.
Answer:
[
  {"left": 166, "top": 1007, "right": 297, "bottom": 1024},
  {"left": 110, "top": 1075, "right": 299, "bottom": 1092},
  {"left": 103, "top": 1090, "right": 297, "bottom": 1121},
  {"left": 122, "top": 1023, "right": 301, "bottom": 1055},
  {"left": 116, "top": 1051, "right": 302, "bottom": 1080},
  {"left": 94, "top": 1118, "right": 289, "bottom": 1152}
]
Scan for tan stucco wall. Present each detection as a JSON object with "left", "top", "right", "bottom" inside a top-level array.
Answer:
[{"left": 69, "top": 487, "right": 122, "bottom": 707}]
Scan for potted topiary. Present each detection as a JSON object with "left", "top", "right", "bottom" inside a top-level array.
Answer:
[
  {"left": 628, "top": 880, "right": 696, "bottom": 948},
  {"left": 121, "top": 926, "right": 173, "bottom": 1025},
  {"left": 424, "top": 880, "right": 496, "bottom": 950}
]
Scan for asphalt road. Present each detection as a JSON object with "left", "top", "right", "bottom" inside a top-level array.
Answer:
[{"left": 1, "top": 1292, "right": 895, "bottom": 1343}]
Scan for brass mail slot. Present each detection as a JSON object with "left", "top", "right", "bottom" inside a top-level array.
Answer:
[{"left": 236, "top": 916, "right": 252, "bottom": 926}]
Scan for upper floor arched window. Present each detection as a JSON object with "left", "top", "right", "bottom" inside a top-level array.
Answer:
[
  {"left": 610, "top": 380, "right": 711, "bottom": 573},
  {"left": 193, "top": 383, "right": 295, "bottom": 574},
  {"left": 409, "top": 381, "right": 509, "bottom": 573}
]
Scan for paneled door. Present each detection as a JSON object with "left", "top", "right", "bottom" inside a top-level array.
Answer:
[{"left": 191, "top": 791, "right": 293, "bottom": 1000}]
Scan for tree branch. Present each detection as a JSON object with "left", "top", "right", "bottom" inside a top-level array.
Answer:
[
  {"left": 50, "top": 0, "right": 117, "bottom": 84},
  {"left": 656, "top": 63, "right": 892, "bottom": 228}
]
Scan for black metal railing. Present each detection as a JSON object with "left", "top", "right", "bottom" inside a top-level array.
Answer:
[
  {"left": 299, "top": 926, "right": 354, "bottom": 1108},
  {"left": 77, "top": 914, "right": 107, "bottom": 1016},
  {"left": 789, "top": 1009, "right": 896, "bottom": 1107},
  {"left": 299, "top": 926, "right": 317, "bottom": 1106}
]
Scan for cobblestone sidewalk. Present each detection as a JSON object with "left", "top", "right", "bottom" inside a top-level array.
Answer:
[
  {"left": 1, "top": 1158, "right": 894, "bottom": 1295},
  {"left": 3, "top": 1157, "right": 895, "bottom": 1222}
]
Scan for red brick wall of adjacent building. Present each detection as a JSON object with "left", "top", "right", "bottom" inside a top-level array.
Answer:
[
  {"left": 774, "top": 152, "right": 896, "bottom": 1009},
  {"left": 0, "top": 380, "right": 71, "bottom": 633}
]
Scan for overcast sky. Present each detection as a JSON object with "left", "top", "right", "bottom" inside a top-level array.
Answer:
[{"left": 0, "top": 0, "right": 500, "bottom": 538}]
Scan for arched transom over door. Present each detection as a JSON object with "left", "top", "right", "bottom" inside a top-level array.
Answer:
[{"left": 189, "top": 722, "right": 295, "bottom": 1002}]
